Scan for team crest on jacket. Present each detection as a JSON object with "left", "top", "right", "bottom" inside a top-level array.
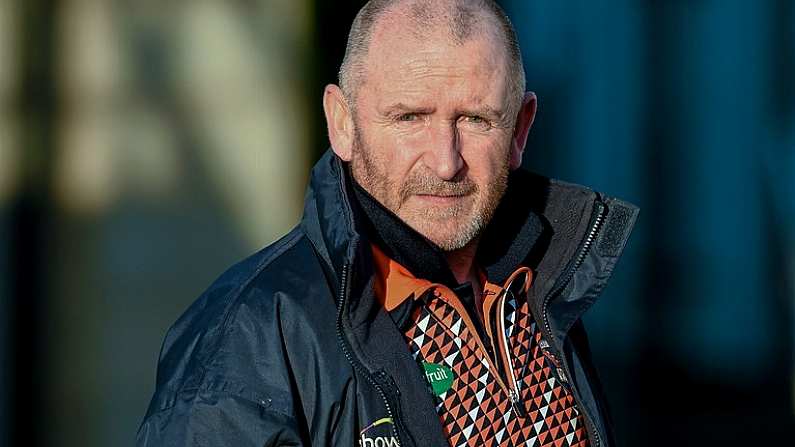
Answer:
[{"left": 359, "top": 417, "right": 399, "bottom": 447}]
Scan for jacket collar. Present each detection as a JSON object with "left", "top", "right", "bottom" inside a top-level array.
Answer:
[{"left": 299, "top": 150, "right": 359, "bottom": 292}]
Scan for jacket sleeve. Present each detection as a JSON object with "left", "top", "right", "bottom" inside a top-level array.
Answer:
[
  {"left": 136, "top": 386, "right": 305, "bottom": 447},
  {"left": 136, "top": 288, "right": 308, "bottom": 447}
]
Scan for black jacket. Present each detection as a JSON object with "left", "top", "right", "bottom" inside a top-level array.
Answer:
[{"left": 137, "top": 149, "right": 639, "bottom": 446}]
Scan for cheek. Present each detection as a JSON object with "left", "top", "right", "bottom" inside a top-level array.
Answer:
[
  {"left": 369, "top": 130, "right": 425, "bottom": 180},
  {"left": 461, "top": 141, "right": 510, "bottom": 182}
]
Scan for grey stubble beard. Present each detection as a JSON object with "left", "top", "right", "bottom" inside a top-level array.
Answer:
[{"left": 349, "top": 126, "right": 509, "bottom": 251}]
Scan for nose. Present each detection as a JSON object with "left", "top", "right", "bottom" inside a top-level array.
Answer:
[{"left": 422, "top": 122, "right": 464, "bottom": 181}]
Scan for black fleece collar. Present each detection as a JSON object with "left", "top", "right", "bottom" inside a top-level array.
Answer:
[{"left": 349, "top": 168, "right": 546, "bottom": 288}]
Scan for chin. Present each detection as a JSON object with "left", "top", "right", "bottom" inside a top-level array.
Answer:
[{"left": 407, "top": 218, "right": 479, "bottom": 251}]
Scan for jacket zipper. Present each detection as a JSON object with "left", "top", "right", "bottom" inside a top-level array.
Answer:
[
  {"left": 496, "top": 290, "right": 525, "bottom": 417},
  {"left": 540, "top": 199, "right": 608, "bottom": 447},
  {"left": 335, "top": 262, "right": 404, "bottom": 446},
  {"left": 432, "top": 286, "right": 516, "bottom": 402}
]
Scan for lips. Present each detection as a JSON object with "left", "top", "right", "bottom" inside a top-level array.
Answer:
[
  {"left": 410, "top": 193, "right": 472, "bottom": 207},
  {"left": 399, "top": 180, "right": 477, "bottom": 207},
  {"left": 414, "top": 193, "right": 466, "bottom": 198},
  {"left": 415, "top": 194, "right": 460, "bottom": 199}
]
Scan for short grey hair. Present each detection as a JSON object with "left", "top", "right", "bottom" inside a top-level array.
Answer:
[{"left": 338, "top": 0, "right": 526, "bottom": 114}]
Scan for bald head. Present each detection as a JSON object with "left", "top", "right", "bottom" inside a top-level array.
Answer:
[{"left": 338, "top": 0, "right": 525, "bottom": 113}]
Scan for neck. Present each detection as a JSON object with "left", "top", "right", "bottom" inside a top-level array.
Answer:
[
  {"left": 444, "top": 239, "right": 480, "bottom": 287},
  {"left": 446, "top": 239, "right": 485, "bottom": 323}
]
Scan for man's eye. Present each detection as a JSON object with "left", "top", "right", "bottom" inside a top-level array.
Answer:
[
  {"left": 398, "top": 113, "right": 419, "bottom": 122},
  {"left": 462, "top": 115, "right": 490, "bottom": 127}
]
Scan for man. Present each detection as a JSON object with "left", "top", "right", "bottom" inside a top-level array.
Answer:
[{"left": 137, "top": 1, "right": 638, "bottom": 446}]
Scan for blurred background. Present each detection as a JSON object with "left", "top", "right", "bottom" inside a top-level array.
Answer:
[{"left": 0, "top": 0, "right": 793, "bottom": 446}]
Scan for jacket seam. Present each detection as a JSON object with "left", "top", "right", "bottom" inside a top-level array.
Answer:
[
  {"left": 143, "top": 385, "right": 298, "bottom": 421},
  {"left": 208, "top": 228, "right": 304, "bottom": 353}
]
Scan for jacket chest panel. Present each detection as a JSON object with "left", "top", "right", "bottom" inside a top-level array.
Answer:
[{"left": 403, "top": 293, "right": 590, "bottom": 447}]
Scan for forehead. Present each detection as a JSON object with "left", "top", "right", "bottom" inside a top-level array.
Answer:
[{"left": 360, "top": 12, "right": 510, "bottom": 109}]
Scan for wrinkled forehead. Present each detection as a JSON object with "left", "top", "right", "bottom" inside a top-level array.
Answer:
[{"left": 360, "top": 13, "right": 511, "bottom": 110}]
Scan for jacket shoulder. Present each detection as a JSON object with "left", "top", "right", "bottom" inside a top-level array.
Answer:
[{"left": 144, "top": 225, "right": 333, "bottom": 418}]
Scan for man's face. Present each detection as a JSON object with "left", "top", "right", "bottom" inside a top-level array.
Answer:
[{"left": 348, "top": 24, "right": 518, "bottom": 251}]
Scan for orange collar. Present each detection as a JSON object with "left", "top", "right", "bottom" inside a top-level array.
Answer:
[
  {"left": 370, "top": 243, "right": 533, "bottom": 312},
  {"left": 371, "top": 243, "right": 436, "bottom": 311}
]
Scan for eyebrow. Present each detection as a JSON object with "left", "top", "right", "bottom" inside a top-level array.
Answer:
[
  {"left": 380, "top": 103, "right": 506, "bottom": 121},
  {"left": 459, "top": 105, "right": 505, "bottom": 121},
  {"left": 380, "top": 103, "right": 436, "bottom": 116}
]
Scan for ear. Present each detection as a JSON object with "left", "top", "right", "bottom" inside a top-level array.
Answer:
[
  {"left": 323, "top": 84, "right": 355, "bottom": 161},
  {"left": 509, "top": 91, "right": 537, "bottom": 170}
]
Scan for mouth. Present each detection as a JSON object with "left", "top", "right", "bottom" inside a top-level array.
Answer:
[{"left": 411, "top": 193, "right": 468, "bottom": 204}]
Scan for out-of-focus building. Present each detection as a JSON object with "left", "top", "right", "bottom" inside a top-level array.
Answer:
[{"left": 3, "top": 1, "right": 314, "bottom": 446}]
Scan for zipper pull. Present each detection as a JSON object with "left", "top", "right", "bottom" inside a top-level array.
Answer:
[
  {"left": 509, "top": 389, "right": 526, "bottom": 418},
  {"left": 538, "top": 340, "right": 569, "bottom": 385},
  {"left": 556, "top": 367, "right": 569, "bottom": 384}
]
